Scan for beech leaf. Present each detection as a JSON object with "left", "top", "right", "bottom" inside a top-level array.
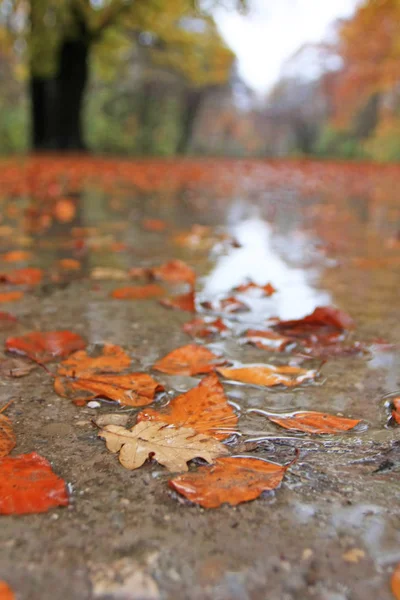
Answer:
[{"left": 99, "top": 421, "right": 228, "bottom": 472}]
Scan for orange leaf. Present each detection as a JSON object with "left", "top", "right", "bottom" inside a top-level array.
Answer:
[
  {"left": 0, "top": 292, "right": 23, "bottom": 303},
  {"left": 111, "top": 284, "right": 164, "bottom": 300},
  {"left": 392, "top": 563, "right": 400, "bottom": 600},
  {"left": 243, "top": 329, "right": 293, "bottom": 351},
  {"left": 183, "top": 317, "right": 228, "bottom": 339},
  {"left": 54, "top": 372, "right": 164, "bottom": 407},
  {"left": 391, "top": 397, "right": 400, "bottom": 425},
  {"left": 0, "top": 414, "right": 15, "bottom": 458},
  {"left": 151, "top": 260, "right": 196, "bottom": 286},
  {"left": 273, "top": 306, "right": 354, "bottom": 333},
  {"left": 57, "top": 344, "right": 131, "bottom": 378},
  {"left": 261, "top": 411, "right": 361, "bottom": 434},
  {"left": 141, "top": 218, "right": 166, "bottom": 232},
  {"left": 0, "top": 452, "right": 69, "bottom": 515},
  {"left": 1, "top": 250, "right": 32, "bottom": 263},
  {"left": 0, "top": 312, "right": 17, "bottom": 326},
  {"left": 6, "top": 331, "right": 86, "bottom": 363},
  {"left": 0, "top": 581, "right": 15, "bottom": 600},
  {"left": 217, "top": 364, "right": 317, "bottom": 387},
  {"left": 0, "top": 267, "right": 42, "bottom": 286},
  {"left": 153, "top": 344, "right": 226, "bottom": 376},
  {"left": 160, "top": 290, "right": 196, "bottom": 312},
  {"left": 201, "top": 296, "right": 249, "bottom": 314},
  {"left": 169, "top": 456, "right": 293, "bottom": 508},
  {"left": 138, "top": 373, "right": 237, "bottom": 440},
  {"left": 54, "top": 198, "right": 76, "bottom": 223},
  {"left": 234, "top": 281, "right": 276, "bottom": 296},
  {"left": 58, "top": 258, "right": 81, "bottom": 271}
]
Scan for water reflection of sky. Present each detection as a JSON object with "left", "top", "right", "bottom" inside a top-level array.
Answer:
[{"left": 203, "top": 217, "right": 330, "bottom": 320}]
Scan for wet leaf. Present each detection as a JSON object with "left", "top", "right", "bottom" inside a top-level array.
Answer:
[
  {"left": 392, "top": 563, "right": 400, "bottom": 600},
  {"left": 243, "top": 329, "right": 293, "bottom": 352},
  {"left": 54, "top": 198, "right": 76, "bottom": 223},
  {"left": 58, "top": 344, "right": 131, "bottom": 378},
  {"left": 151, "top": 260, "right": 196, "bottom": 286},
  {"left": 201, "top": 296, "right": 249, "bottom": 314},
  {"left": 160, "top": 290, "right": 196, "bottom": 312},
  {"left": 234, "top": 281, "right": 276, "bottom": 296},
  {"left": 0, "top": 312, "right": 17, "bottom": 328},
  {"left": 0, "top": 267, "right": 42, "bottom": 286},
  {"left": 1, "top": 250, "right": 32, "bottom": 263},
  {"left": 55, "top": 372, "right": 163, "bottom": 407},
  {"left": 0, "top": 357, "right": 36, "bottom": 378},
  {"left": 0, "top": 291, "right": 24, "bottom": 303},
  {"left": 142, "top": 218, "right": 167, "bottom": 232},
  {"left": 6, "top": 330, "right": 86, "bottom": 363},
  {"left": 273, "top": 306, "right": 354, "bottom": 333},
  {"left": 58, "top": 258, "right": 81, "bottom": 271},
  {"left": 111, "top": 284, "right": 164, "bottom": 300},
  {"left": 0, "top": 452, "right": 69, "bottom": 515},
  {"left": 153, "top": 344, "right": 226, "bottom": 376},
  {"left": 138, "top": 373, "right": 238, "bottom": 440},
  {"left": 0, "top": 402, "right": 16, "bottom": 458},
  {"left": 99, "top": 421, "right": 228, "bottom": 472},
  {"left": 173, "top": 225, "right": 213, "bottom": 250},
  {"left": 261, "top": 411, "right": 361, "bottom": 434},
  {"left": 391, "top": 397, "right": 400, "bottom": 425},
  {"left": 169, "top": 456, "right": 293, "bottom": 508},
  {"left": 217, "top": 364, "right": 318, "bottom": 387},
  {"left": 0, "top": 581, "right": 15, "bottom": 600},
  {"left": 183, "top": 317, "right": 228, "bottom": 339}
]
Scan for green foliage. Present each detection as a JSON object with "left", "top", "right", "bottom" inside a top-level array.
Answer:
[{"left": 314, "top": 127, "right": 365, "bottom": 160}]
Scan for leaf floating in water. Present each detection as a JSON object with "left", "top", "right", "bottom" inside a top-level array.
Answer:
[
  {"left": 273, "top": 306, "right": 355, "bottom": 332},
  {"left": 217, "top": 364, "right": 318, "bottom": 388},
  {"left": 111, "top": 284, "right": 164, "bottom": 300},
  {"left": 160, "top": 290, "right": 196, "bottom": 312},
  {"left": 233, "top": 280, "right": 276, "bottom": 297},
  {"left": 153, "top": 344, "right": 226, "bottom": 376},
  {"left": 243, "top": 329, "right": 293, "bottom": 352},
  {"left": 141, "top": 218, "right": 167, "bottom": 232},
  {"left": 58, "top": 344, "right": 131, "bottom": 378},
  {"left": 138, "top": 373, "right": 238, "bottom": 440},
  {"left": 6, "top": 331, "right": 86, "bottom": 363},
  {"left": 391, "top": 397, "right": 400, "bottom": 425},
  {"left": 169, "top": 455, "right": 295, "bottom": 508},
  {"left": 99, "top": 421, "right": 228, "bottom": 472},
  {"left": 0, "top": 292, "right": 24, "bottom": 303},
  {"left": 183, "top": 317, "right": 229, "bottom": 339},
  {"left": 252, "top": 410, "right": 361, "bottom": 434},
  {"left": 0, "top": 267, "right": 42, "bottom": 286},
  {"left": 392, "top": 563, "right": 400, "bottom": 600}
]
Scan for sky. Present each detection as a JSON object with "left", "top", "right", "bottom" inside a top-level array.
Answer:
[{"left": 215, "top": 0, "right": 361, "bottom": 95}]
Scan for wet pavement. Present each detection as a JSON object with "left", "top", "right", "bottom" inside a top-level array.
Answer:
[{"left": 0, "top": 157, "right": 399, "bottom": 600}]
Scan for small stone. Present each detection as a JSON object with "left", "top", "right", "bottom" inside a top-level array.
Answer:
[
  {"left": 302, "top": 549, "right": 313, "bottom": 560},
  {"left": 87, "top": 401, "right": 101, "bottom": 409}
]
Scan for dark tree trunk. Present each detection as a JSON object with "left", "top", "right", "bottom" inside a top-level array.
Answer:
[
  {"left": 177, "top": 89, "right": 204, "bottom": 155},
  {"left": 31, "top": 38, "right": 89, "bottom": 151}
]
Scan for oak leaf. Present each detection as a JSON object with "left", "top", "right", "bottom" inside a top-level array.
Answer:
[
  {"left": 138, "top": 373, "right": 237, "bottom": 440},
  {"left": 217, "top": 364, "right": 317, "bottom": 387},
  {"left": 99, "top": 421, "right": 228, "bottom": 472},
  {"left": 111, "top": 284, "right": 164, "bottom": 300},
  {"left": 169, "top": 456, "right": 294, "bottom": 508},
  {"left": 0, "top": 452, "right": 69, "bottom": 514},
  {"left": 153, "top": 344, "right": 226, "bottom": 376},
  {"left": 6, "top": 331, "right": 86, "bottom": 363}
]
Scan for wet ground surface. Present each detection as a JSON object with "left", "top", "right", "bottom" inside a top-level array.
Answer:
[{"left": 0, "top": 157, "right": 399, "bottom": 599}]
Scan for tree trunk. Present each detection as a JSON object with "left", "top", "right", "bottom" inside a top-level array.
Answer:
[
  {"left": 177, "top": 89, "right": 204, "bottom": 155},
  {"left": 31, "top": 40, "right": 89, "bottom": 151}
]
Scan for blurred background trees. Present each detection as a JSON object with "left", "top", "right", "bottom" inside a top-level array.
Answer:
[{"left": 0, "top": 0, "right": 400, "bottom": 160}]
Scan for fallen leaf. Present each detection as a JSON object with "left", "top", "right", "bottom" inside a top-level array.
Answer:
[
  {"left": 0, "top": 267, "right": 42, "bottom": 286},
  {"left": 0, "top": 291, "right": 23, "bottom": 303},
  {"left": 201, "top": 296, "right": 249, "bottom": 314},
  {"left": 99, "top": 421, "right": 228, "bottom": 472},
  {"left": 260, "top": 411, "right": 361, "bottom": 434},
  {"left": 58, "top": 258, "right": 81, "bottom": 271},
  {"left": 90, "top": 267, "right": 128, "bottom": 281},
  {"left": 0, "top": 581, "right": 15, "bottom": 600},
  {"left": 153, "top": 344, "right": 226, "bottom": 376},
  {"left": 173, "top": 225, "right": 213, "bottom": 249},
  {"left": 243, "top": 329, "right": 293, "bottom": 352},
  {"left": 138, "top": 373, "right": 237, "bottom": 440},
  {"left": 54, "top": 198, "right": 76, "bottom": 223},
  {"left": 151, "top": 260, "right": 196, "bottom": 286},
  {"left": 160, "top": 290, "right": 196, "bottom": 312},
  {"left": 0, "top": 452, "right": 69, "bottom": 514},
  {"left": 111, "top": 284, "right": 164, "bottom": 300},
  {"left": 392, "top": 563, "right": 400, "bottom": 600},
  {"left": 142, "top": 218, "right": 166, "bottom": 232},
  {"left": 6, "top": 330, "right": 86, "bottom": 363},
  {"left": 217, "top": 364, "right": 317, "bottom": 387},
  {"left": 391, "top": 397, "right": 400, "bottom": 425},
  {"left": 1, "top": 250, "right": 32, "bottom": 263},
  {"left": 0, "top": 312, "right": 17, "bottom": 327},
  {"left": 55, "top": 372, "right": 163, "bottom": 407},
  {"left": 129, "top": 267, "right": 150, "bottom": 279},
  {"left": 0, "top": 402, "right": 16, "bottom": 458},
  {"left": 0, "top": 357, "right": 36, "bottom": 378},
  {"left": 273, "top": 306, "right": 354, "bottom": 333},
  {"left": 169, "top": 455, "right": 294, "bottom": 508},
  {"left": 183, "top": 317, "right": 228, "bottom": 339},
  {"left": 58, "top": 344, "right": 131, "bottom": 378},
  {"left": 234, "top": 281, "right": 276, "bottom": 296}
]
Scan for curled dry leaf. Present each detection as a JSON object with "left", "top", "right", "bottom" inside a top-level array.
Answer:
[
  {"left": 243, "top": 329, "right": 293, "bottom": 352},
  {"left": 6, "top": 330, "right": 86, "bottom": 363},
  {"left": 0, "top": 267, "right": 42, "bottom": 286},
  {"left": 153, "top": 344, "right": 226, "bottom": 376},
  {"left": 138, "top": 373, "right": 238, "bottom": 440},
  {"left": 160, "top": 290, "right": 196, "bottom": 312},
  {"left": 111, "top": 284, "right": 164, "bottom": 300},
  {"left": 254, "top": 410, "right": 361, "bottom": 434},
  {"left": 217, "top": 364, "right": 318, "bottom": 388},
  {"left": 151, "top": 260, "right": 196, "bottom": 286},
  {"left": 0, "top": 291, "right": 23, "bottom": 303},
  {"left": 0, "top": 357, "right": 36, "bottom": 378},
  {"left": 58, "top": 344, "right": 131, "bottom": 378},
  {"left": 183, "top": 317, "right": 228, "bottom": 339},
  {"left": 234, "top": 281, "right": 276, "bottom": 296},
  {"left": 0, "top": 581, "right": 15, "bottom": 600},
  {"left": 392, "top": 563, "right": 400, "bottom": 600},
  {"left": 1, "top": 250, "right": 32, "bottom": 263},
  {"left": 55, "top": 372, "right": 163, "bottom": 407},
  {"left": 0, "top": 452, "right": 69, "bottom": 515},
  {"left": 99, "top": 421, "right": 228, "bottom": 472},
  {"left": 141, "top": 218, "right": 167, "bottom": 232},
  {"left": 169, "top": 455, "right": 294, "bottom": 508}
]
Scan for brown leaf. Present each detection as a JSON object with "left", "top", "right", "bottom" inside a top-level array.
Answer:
[
  {"left": 392, "top": 563, "right": 400, "bottom": 600},
  {"left": 151, "top": 260, "right": 196, "bottom": 286},
  {"left": 263, "top": 411, "right": 361, "bottom": 434},
  {"left": 153, "top": 344, "right": 226, "bottom": 376},
  {"left": 0, "top": 407, "right": 16, "bottom": 458},
  {"left": 183, "top": 317, "right": 228, "bottom": 339},
  {"left": 217, "top": 364, "right": 318, "bottom": 387},
  {"left": 58, "top": 344, "right": 131, "bottom": 378},
  {"left": 55, "top": 372, "right": 164, "bottom": 407},
  {"left": 169, "top": 456, "right": 294, "bottom": 508},
  {"left": 141, "top": 218, "right": 167, "bottom": 232},
  {"left": 273, "top": 306, "right": 354, "bottom": 333},
  {"left": 6, "top": 331, "right": 86, "bottom": 363},
  {"left": 234, "top": 281, "right": 276, "bottom": 296},
  {"left": 160, "top": 290, "right": 196, "bottom": 312},
  {"left": 0, "top": 581, "right": 15, "bottom": 600},
  {"left": 0, "top": 357, "right": 36, "bottom": 378},
  {"left": 94, "top": 413, "right": 130, "bottom": 428},
  {"left": 138, "top": 373, "right": 237, "bottom": 440},
  {"left": 0, "top": 452, "right": 69, "bottom": 515},
  {"left": 243, "top": 329, "right": 293, "bottom": 351},
  {"left": 99, "top": 421, "right": 228, "bottom": 472},
  {"left": 0, "top": 267, "right": 42, "bottom": 286},
  {"left": 111, "top": 284, "right": 164, "bottom": 300},
  {"left": 201, "top": 296, "right": 249, "bottom": 314}
]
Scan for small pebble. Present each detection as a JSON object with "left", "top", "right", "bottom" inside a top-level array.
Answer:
[{"left": 87, "top": 401, "right": 101, "bottom": 408}]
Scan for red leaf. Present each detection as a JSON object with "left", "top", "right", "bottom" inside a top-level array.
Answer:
[
  {"left": 0, "top": 452, "right": 69, "bottom": 515},
  {"left": 141, "top": 218, "right": 167, "bottom": 232},
  {"left": 6, "top": 331, "right": 86, "bottom": 363},
  {"left": 0, "top": 267, "right": 42, "bottom": 286},
  {"left": 153, "top": 344, "right": 226, "bottom": 376},
  {"left": 392, "top": 563, "right": 400, "bottom": 600},
  {"left": 0, "top": 581, "right": 15, "bottom": 600},
  {"left": 0, "top": 414, "right": 16, "bottom": 458},
  {"left": 217, "top": 364, "right": 318, "bottom": 387}
]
